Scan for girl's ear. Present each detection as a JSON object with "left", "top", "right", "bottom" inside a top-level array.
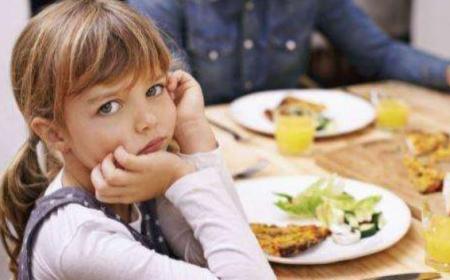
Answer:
[{"left": 30, "top": 117, "right": 71, "bottom": 154}]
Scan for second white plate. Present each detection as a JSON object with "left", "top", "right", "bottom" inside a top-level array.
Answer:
[{"left": 230, "top": 89, "right": 375, "bottom": 137}]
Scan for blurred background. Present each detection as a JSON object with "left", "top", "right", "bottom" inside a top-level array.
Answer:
[{"left": 1, "top": 0, "right": 450, "bottom": 277}]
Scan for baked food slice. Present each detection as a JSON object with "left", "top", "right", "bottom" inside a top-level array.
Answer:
[
  {"left": 264, "top": 96, "right": 326, "bottom": 121},
  {"left": 431, "top": 145, "right": 450, "bottom": 163},
  {"left": 406, "top": 131, "right": 449, "bottom": 156},
  {"left": 264, "top": 96, "right": 331, "bottom": 131},
  {"left": 403, "top": 156, "right": 444, "bottom": 193},
  {"left": 250, "top": 223, "right": 330, "bottom": 257}
]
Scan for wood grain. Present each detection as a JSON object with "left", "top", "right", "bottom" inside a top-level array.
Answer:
[{"left": 316, "top": 139, "right": 446, "bottom": 219}]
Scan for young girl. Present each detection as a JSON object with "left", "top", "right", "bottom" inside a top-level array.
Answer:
[{"left": 0, "top": 0, "right": 276, "bottom": 279}]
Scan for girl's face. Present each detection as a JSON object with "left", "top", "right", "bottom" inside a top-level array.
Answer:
[{"left": 62, "top": 73, "right": 176, "bottom": 170}]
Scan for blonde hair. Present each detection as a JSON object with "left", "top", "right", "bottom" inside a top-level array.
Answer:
[{"left": 0, "top": 0, "right": 171, "bottom": 276}]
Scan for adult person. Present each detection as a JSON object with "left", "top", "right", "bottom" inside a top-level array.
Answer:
[{"left": 129, "top": 0, "right": 450, "bottom": 105}]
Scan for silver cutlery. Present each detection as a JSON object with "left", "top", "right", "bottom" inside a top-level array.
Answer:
[
  {"left": 232, "top": 159, "right": 270, "bottom": 180},
  {"left": 364, "top": 272, "right": 441, "bottom": 280},
  {"left": 207, "top": 117, "right": 250, "bottom": 142}
]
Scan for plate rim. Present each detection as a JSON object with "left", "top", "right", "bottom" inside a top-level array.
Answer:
[
  {"left": 229, "top": 89, "right": 376, "bottom": 138},
  {"left": 235, "top": 175, "right": 412, "bottom": 265}
]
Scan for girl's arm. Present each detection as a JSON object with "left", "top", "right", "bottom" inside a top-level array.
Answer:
[
  {"left": 163, "top": 167, "right": 275, "bottom": 279},
  {"left": 178, "top": 146, "right": 247, "bottom": 219},
  {"left": 156, "top": 146, "right": 249, "bottom": 265},
  {"left": 56, "top": 168, "right": 274, "bottom": 280}
]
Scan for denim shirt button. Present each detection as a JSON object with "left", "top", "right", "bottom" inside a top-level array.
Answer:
[
  {"left": 244, "top": 81, "right": 253, "bottom": 90},
  {"left": 208, "top": 50, "right": 219, "bottom": 61},
  {"left": 245, "top": 1, "right": 255, "bottom": 11},
  {"left": 286, "top": 40, "right": 297, "bottom": 51},
  {"left": 243, "top": 39, "right": 254, "bottom": 50}
]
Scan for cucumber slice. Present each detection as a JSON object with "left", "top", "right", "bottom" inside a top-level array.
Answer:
[
  {"left": 344, "top": 213, "right": 359, "bottom": 229},
  {"left": 372, "top": 212, "right": 386, "bottom": 230},
  {"left": 316, "top": 116, "right": 331, "bottom": 131},
  {"left": 359, "top": 223, "right": 378, "bottom": 238}
]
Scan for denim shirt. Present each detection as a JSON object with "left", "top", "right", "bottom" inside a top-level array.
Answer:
[{"left": 129, "top": 0, "right": 450, "bottom": 104}]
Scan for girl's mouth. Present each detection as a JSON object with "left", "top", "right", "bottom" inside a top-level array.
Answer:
[{"left": 138, "top": 137, "right": 166, "bottom": 155}]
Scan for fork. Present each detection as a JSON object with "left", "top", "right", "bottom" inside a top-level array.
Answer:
[
  {"left": 207, "top": 117, "right": 250, "bottom": 142},
  {"left": 232, "top": 159, "right": 270, "bottom": 180}
]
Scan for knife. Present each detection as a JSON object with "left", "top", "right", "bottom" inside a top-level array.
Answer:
[{"left": 364, "top": 272, "right": 441, "bottom": 280}]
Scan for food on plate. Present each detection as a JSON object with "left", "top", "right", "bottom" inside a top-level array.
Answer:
[
  {"left": 250, "top": 223, "right": 330, "bottom": 257},
  {"left": 402, "top": 130, "right": 449, "bottom": 193},
  {"left": 431, "top": 146, "right": 450, "bottom": 164},
  {"left": 405, "top": 131, "right": 449, "bottom": 156},
  {"left": 264, "top": 96, "right": 332, "bottom": 131},
  {"left": 274, "top": 176, "right": 385, "bottom": 245},
  {"left": 403, "top": 156, "right": 444, "bottom": 193}
]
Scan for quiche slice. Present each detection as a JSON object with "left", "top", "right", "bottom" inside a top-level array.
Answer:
[
  {"left": 403, "top": 156, "right": 444, "bottom": 193},
  {"left": 405, "top": 131, "right": 449, "bottom": 156},
  {"left": 264, "top": 96, "right": 326, "bottom": 121},
  {"left": 250, "top": 223, "right": 330, "bottom": 257},
  {"left": 431, "top": 145, "right": 450, "bottom": 164},
  {"left": 264, "top": 96, "right": 331, "bottom": 131}
]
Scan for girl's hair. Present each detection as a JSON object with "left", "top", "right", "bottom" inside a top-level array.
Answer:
[{"left": 0, "top": 0, "right": 170, "bottom": 276}]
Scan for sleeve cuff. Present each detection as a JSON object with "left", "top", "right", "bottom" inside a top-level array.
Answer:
[
  {"left": 165, "top": 167, "right": 222, "bottom": 205},
  {"left": 177, "top": 145, "right": 222, "bottom": 170}
]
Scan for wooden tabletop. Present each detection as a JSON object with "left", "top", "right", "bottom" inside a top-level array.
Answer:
[{"left": 205, "top": 81, "right": 450, "bottom": 280}]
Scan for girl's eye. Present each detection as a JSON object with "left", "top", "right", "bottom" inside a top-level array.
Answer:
[
  {"left": 146, "top": 84, "right": 164, "bottom": 97},
  {"left": 98, "top": 101, "right": 121, "bottom": 116}
]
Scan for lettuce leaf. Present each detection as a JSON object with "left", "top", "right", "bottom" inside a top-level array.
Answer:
[{"left": 274, "top": 176, "right": 381, "bottom": 224}]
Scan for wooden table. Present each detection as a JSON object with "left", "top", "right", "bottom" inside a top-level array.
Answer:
[{"left": 205, "top": 81, "right": 450, "bottom": 280}]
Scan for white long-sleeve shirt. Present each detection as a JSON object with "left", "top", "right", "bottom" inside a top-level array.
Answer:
[{"left": 31, "top": 148, "right": 276, "bottom": 280}]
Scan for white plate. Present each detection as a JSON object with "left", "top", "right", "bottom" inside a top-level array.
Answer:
[
  {"left": 236, "top": 176, "right": 411, "bottom": 265},
  {"left": 229, "top": 89, "right": 375, "bottom": 137}
]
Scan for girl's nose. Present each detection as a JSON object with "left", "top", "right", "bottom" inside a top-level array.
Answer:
[{"left": 134, "top": 108, "right": 157, "bottom": 134}]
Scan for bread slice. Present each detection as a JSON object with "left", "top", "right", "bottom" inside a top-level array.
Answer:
[
  {"left": 251, "top": 223, "right": 330, "bottom": 257},
  {"left": 264, "top": 96, "right": 326, "bottom": 121},
  {"left": 405, "top": 131, "right": 449, "bottom": 156},
  {"left": 403, "top": 156, "right": 444, "bottom": 193}
]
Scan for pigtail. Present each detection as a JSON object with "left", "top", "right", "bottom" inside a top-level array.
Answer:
[
  {"left": 0, "top": 132, "right": 62, "bottom": 277},
  {"left": 2, "top": 0, "right": 173, "bottom": 276}
]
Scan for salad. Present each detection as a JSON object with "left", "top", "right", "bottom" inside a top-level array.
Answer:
[{"left": 274, "top": 176, "right": 386, "bottom": 245}]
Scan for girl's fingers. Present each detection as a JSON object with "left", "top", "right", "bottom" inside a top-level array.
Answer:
[
  {"left": 167, "top": 70, "right": 194, "bottom": 93},
  {"left": 166, "top": 71, "right": 180, "bottom": 92},
  {"left": 101, "top": 153, "right": 133, "bottom": 186},
  {"left": 91, "top": 165, "right": 130, "bottom": 203},
  {"left": 91, "top": 165, "right": 107, "bottom": 191},
  {"left": 113, "top": 146, "right": 143, "bottom": 172}
]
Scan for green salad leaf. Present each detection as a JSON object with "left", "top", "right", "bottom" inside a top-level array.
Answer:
[{"left": 274, "top": 176, "right": 382, "bottom": 227}]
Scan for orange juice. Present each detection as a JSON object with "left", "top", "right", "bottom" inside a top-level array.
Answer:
[
  {"left": 275, "top": 113, "right": 315, "bottom": 155},
  {"left": 424, "top": 215, "right": 450, "bottom": 272},
  {"left": 376, "top": 98, "right": 409, "bottom": 130}
]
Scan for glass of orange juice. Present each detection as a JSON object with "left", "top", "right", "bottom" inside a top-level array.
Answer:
[
  {"left": 274, "top": 110, "right": 315, "bottom": 156},
  {"left": 375, "top": 96, "right": 410, "bottom": 130},
  {"left": 422, "top": 202, "right": 450, "bottom": 273}
]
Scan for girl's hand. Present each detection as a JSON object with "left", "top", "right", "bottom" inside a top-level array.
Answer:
[
  {"left": 167, "top": 70, "right": 216, "bottom": 154},
  {"left": 91, "top": 146, "right": 195, "bottom": 204},
  {"left": 167, "top": 70, "right": 205, "bottom": 125}
]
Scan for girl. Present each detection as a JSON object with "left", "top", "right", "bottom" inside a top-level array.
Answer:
[{"left": 0, "top": 0, "right": 276, "bottom": 279}]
